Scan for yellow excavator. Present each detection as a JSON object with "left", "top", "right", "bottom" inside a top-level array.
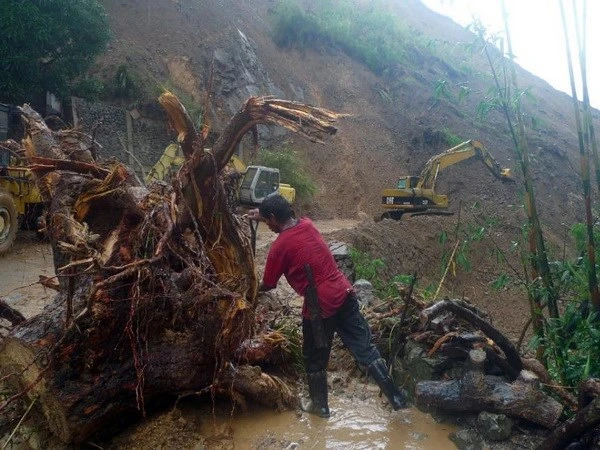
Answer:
[
  {"left": 0, "top": 104, "right": 45, "bottom": 255},
  {"left": 0, "top": 145, "right": 43, "bottom": 255},
  {"left": 146, "top": 144, "right": 296, "bottom": 205},
  {"left": 146, "top": 145, "right": 296, "bottom": 255},
  {"left": 379, "top": 139, "right": 514, "bottom": 220}
]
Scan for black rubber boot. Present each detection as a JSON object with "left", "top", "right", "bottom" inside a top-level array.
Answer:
[
  {"left": 367, "top": 358, "right": 409, "bottom": 410},
  {"left": 300, "top": 370, "right": 330, "bottom": 418}
]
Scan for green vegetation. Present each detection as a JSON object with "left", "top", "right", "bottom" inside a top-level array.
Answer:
[
  {"left": 72, "top": 77, "right": 106, "bottom": 101},
  {"left": 112, "top": 64, "right": 144, "bottom": 101},
  {"left": 440, "top": 129, "right": 464, "bottom": 148},
  {"left": 541, "top": 305, "right": 600, "bottom": 387},
  {"left": 432, "top": 78, "right": 473, "bottom": 108},
  {"left": 274, "top": 317, "right": 304, "bottom": 374},
  {"left": 349, "top": 247, "right": 418, "bottom": 300},
  {"left": 350, "top": 248, "right": 386, "bottom": 287},
  {"left": 254, "top": 148, "right": 317, "bottom": 201},
  {"left": 432, "top": 79, "right": 453, "bottom": 105},
  {"left": 0, "top": 0, "right": 111, "bottom": 104},
  {"left": 271, "top": 0, "right": 413, "bottom": 75},
  {"left": 538, "top": 223, "right": 600, "bottom": 385}
]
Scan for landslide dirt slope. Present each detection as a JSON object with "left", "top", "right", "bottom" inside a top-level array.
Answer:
[
  {"left": 95, "top": 0, "right": 593, "bottom": 225},
  {"left": 93, "top": 0, "right": 597, "bottom": 335}
]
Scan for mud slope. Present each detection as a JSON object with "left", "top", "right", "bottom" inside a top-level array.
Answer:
[
  {"left": 88, "top": 0, "right": 598, "bottom": 337},
  {"left": 95, "top": 0, "right": 593, "bottom": 231}
]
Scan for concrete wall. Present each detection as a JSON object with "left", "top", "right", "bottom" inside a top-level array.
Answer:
[{"left": 71, "top": 98, "right": 173, "bottom": 172}]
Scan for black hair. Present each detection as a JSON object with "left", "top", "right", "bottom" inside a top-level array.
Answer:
[{"left": 258, "top": 194, "right": 294, "bottom": 223}]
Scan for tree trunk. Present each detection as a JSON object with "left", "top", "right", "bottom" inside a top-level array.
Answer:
[
  {"left": 415, "top": 370, "right": 563, "bottom": 428},
  {"left": 0, "top": 95, "right": 343, "bottom": 443}
]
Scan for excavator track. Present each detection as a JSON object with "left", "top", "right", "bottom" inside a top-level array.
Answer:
[{"left": 409, "top": 211, "right": 455, "bottom": 218}]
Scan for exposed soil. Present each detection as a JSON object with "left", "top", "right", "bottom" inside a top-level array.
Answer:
[
  {"left": 85, "top": 0, "right": 594, "bottom": 342},
  {"left": 2, "top": 0, "right": 595, "bottom": 446},
  {"left": 0, "top": 220, "right": 541, "bottom": 448}
]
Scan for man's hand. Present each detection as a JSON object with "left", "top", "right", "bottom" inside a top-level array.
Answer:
[{"left": 246, "top": 208, "right": 261, "bottom": 221}]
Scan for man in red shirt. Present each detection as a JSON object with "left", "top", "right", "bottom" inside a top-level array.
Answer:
[{"left": 249, "top": 195, "right": 408, "bottom": 418}]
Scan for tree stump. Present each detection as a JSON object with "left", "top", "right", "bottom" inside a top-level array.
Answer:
[{"left": 0, "top": 95, "right": 344, "bottom": 443}]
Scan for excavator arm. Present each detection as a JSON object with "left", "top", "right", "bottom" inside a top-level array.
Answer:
[
  {"left": 145, "top": 143, "right": 185, "bottom": 183},
  {"left": 418, "top": 140, "right": 513, "bottom": 189}
]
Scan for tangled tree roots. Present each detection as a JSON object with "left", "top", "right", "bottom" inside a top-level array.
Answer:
[{"left": 0, "top": 95, "right": 345, "bottom": 443}]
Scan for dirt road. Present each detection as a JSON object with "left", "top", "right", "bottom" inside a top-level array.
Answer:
[{"left": 0, "top": 231, "right": 55, "bottom": 319}]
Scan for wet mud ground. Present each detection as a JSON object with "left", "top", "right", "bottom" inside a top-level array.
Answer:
[
  {"left": 108, "top": 394, "right": 456, "bottom": 449},
  {"left": 1, "top": 227, "right": 458, "bottom": 449}
]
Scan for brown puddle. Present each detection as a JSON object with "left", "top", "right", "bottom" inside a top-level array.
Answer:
[
  {"left": 198, "top": 395, "right": 455, "bottom": 449},
  {"left": 2, "top": 236, "right": 456, "bottom": 449}
]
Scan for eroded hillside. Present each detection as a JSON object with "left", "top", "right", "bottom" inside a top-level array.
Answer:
[{"left": 92, "top": 0, "right": 594, "bottom": 237}]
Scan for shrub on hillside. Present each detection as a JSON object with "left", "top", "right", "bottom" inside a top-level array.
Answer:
[
  {"left": 254, "top": 148, "right": 316, "bottom": 201},
  {"left": 270, "top": 0, "right": 412, "bottom": 75}
]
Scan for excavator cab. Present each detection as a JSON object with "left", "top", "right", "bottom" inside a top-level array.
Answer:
[
  {"left": 239, "top": 166, "right": 282, "bottom": 205},
  {"left": 397, "top": 176, "right": 420, "bottom": 189}
]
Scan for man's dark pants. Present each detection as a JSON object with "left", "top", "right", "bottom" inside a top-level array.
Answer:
[{"left": 302, "top": 293, "right": 381, "bottom": 373}]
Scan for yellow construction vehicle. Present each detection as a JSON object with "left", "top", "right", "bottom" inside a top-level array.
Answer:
[
  {"left": 238, "top": 164, "right": 295, "bottom": 205},
  {"left": 146, "top": 145, "right": 296, "bottom": 205},
  {"left": 379, "top": 139, "right": 513, "bottom": 220},
  {"left": 145, "top": 143, "right": 186, "bottom": 184},
  {"left": 0, "top": 146, "right": 43, "bottom": 255}
]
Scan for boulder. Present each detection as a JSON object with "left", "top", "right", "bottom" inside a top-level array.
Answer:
[
  {"left": 477, "top": 411, "right": 513, "bottom": 441},
  {"left": 353, "top": 279, "right": 375, "bottom": 307}
]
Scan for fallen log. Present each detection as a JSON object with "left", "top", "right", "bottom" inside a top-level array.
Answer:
[
  {"left": 420, "top": 299, "right": 523, "bottom": 380},
  {"left": 415, "top": 370, "right": 563, "bottom": 428},
  {"left": 539, "top": 395, "right": 600, "bottom": 449},
  {"left": 0, "top": 95, "right": 345, "bottom": 443}
]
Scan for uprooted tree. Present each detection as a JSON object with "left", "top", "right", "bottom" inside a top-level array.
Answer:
[{"left": 0, "top": 93, "right": 345, "bottom": 443}]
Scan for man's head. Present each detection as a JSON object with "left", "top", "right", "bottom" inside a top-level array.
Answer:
[{"left": 259, "top": 194, "right": 294, "bottom": 233}]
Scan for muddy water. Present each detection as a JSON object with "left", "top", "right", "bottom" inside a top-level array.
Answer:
[
  {"left": 195, "top": 397, "right": 455, "bottom": 449},
  {"left": 2, "top": 230, "right": 457, "bottom": 449}
]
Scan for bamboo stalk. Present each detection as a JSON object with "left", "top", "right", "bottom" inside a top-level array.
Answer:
[
  {"left": 433, "top": 240, "right": 460, "bottom": 300},
  {"left": 501, "top": 0, "right": 558, "bottom": 319},
  {"left": 564, "top": 0, "right": 600, "bottom": 311}
]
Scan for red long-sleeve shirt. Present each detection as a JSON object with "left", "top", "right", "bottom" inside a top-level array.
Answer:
[{"left": 262, "top": 218, "right": 352, "bottom": 318}]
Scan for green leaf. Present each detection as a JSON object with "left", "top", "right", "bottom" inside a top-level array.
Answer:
[{"left": 0, "top": 0, "right": 111, "bottom": 103}]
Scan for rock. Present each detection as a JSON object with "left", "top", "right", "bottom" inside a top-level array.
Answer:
[
  {"left": 329, "top": 240, "right": 355, "bottom": 282},
  {"left": 477, "top": 411, "right": 513, "bottom": 441},
  {"left": 409, "top": 431, "right": 428, "bottom": 441},
  {"left": 401, "top": 340, "right": 452, "bottom": 382},
  {"left": 353, "top": 279, "right": 375, "bottom": 307},
  {"left": 449, "top": 429, "right": 484, "bottom": 450},
  {"left": 212, "top": 29, "right": 288, "bottom": 146}
]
